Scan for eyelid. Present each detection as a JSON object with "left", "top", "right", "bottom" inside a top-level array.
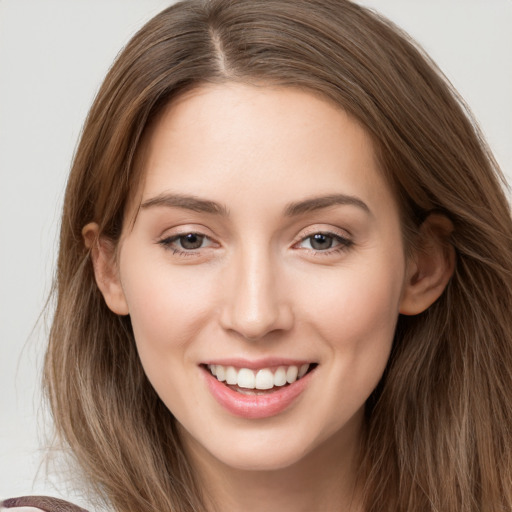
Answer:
[
  {"left": 292, "top": 226, "right": 354, "bottom": 254},
  {"left": 155, "top": 223, "right": 216, "bottom": 239},
  {"left": 160, "top": 232, "right": 215, "bottom": 246},
  {"left": 156, "top": 225, "right": 220, "bottom": 256},
  {"left": 293, "top": 224, "right": 352, "bottom": 243}
]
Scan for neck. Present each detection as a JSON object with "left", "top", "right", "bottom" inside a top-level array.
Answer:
[{"left": 183, "top": 417, "right": 365, "bottom": 512}]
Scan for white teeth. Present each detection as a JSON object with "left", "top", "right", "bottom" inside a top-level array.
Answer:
[
  {"left": 286, "top": 365, "right": 298, "bottom": 383},
  {"left": 237, "top": 368, "right": 256, "bottom": 389},
  {"left": 226, "top": 366, "right": 237, "bottom": 385},
  {"left": 215, "top": 365, "right": 226, "bottom": 382},
  {"left": 255, "top": 369, "right": 274, "bottom": 390},
  {"left": 273, "top": 366, "right": 287, "bottom": 387},
  {"left": 208, "top": 363, "right": 312, "bottom": 390},
  {"left": 298, "top": 363, "right": 309, "bottom": 378}
]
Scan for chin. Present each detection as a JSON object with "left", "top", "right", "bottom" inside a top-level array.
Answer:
[{"left": 211, "top": 442, "right": 312, "bottom": 472}]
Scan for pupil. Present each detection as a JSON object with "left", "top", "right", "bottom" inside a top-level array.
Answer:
[
  {"left": 311, "top": 233, "right": 332, "bottom": 250},
  {"left": 181, "top": 233, "right": 203, "bottom": 249}
]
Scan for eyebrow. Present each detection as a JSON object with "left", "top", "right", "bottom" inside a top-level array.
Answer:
[
  {"left": 284, "top": 194, "right": 371, "bottom": 217},
  {"left": 140, "top": 193, "right": 229, "bottom": 216},
  {"left": 139, "top": 192, "right": 370, "bottom": 217}
]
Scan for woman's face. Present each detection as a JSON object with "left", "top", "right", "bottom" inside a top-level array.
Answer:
[{"left": 113, "top": 83, "right": 409, "bottom": 471}]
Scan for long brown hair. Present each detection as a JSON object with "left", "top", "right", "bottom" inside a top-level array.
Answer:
[{"left": 44, "top": 1, "right": 512, "bottom": 510}]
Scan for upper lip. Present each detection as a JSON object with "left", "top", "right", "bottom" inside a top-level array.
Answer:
[{"left": 201, "top": 357, "right": 317, "bottom": 370}]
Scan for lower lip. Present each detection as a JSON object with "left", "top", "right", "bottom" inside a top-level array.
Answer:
[{"left": 203, "top": 367, "right": 313, "bottom": 419}]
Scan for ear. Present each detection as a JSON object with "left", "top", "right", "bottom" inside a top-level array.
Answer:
[
  {"left": 399, "top": 213, "right": 455, "bottom": 315},
  {"left": 82, "top": 222, "right": 129, "bottom": 315}
]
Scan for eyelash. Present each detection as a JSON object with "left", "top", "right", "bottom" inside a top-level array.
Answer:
[
  {"left": 158, "top": 233, "right": 213, "bottom": 256},
  {"left": 294, "top": 231, "right": 353, "bottom": 255},
  {"left": 158, "top": 230, "right": 353, "bottom": 257}
]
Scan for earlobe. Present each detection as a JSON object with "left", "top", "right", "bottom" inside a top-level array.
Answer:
[
  {"left": 399, "top": 214, "right": 455, "bottom": 316},
  {"left": 82, "top": 222, "right": 129, "bottom": 316}
]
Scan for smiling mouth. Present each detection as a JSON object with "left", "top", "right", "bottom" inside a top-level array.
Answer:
[{"left": 203, "top": 363, "right": 318, "bottom": 395}]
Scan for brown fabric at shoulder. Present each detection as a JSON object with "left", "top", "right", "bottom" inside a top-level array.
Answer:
[{"left": 2, "top": 496, "right": 89, "bottom": 512}]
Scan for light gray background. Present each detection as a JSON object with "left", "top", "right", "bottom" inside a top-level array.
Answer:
[{"left": 1, "top": 0, "right": 511, "bottom": 504}]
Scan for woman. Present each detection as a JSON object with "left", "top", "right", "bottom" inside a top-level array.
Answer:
[{"left": 3, "top": 0, "right": 511, "bottom": 511}]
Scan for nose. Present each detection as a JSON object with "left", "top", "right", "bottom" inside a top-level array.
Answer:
[{"left": 219, "top": 246, "right": 294, "bottom": 340}]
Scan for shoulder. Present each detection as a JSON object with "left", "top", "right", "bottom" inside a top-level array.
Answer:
[{"left": 1, "top": 497, "right": 89, "bottom": 512}]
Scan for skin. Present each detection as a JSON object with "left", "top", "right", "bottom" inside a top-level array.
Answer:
[{"left": 86, "top": 83, "right": 454, "bottom": 512}]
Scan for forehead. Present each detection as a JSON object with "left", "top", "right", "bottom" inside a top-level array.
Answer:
[{"left": 131, "top": 82, "right": 397, "bottom": 221}]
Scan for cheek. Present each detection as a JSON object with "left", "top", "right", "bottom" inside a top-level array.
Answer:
[
  {"left": 296, "top": 251, "right": 404, "bottom": 393},
  {"left": 119, "top": 258, "right": 221, "bottom": 414},
  {"left": 295, "top": 261, "right": 402, "bottom": 431},
  {"left": 301, "top": 258, "right": 403, "bottom": 339},
  {"left": 120, "top": 258, "right": 218, "bottom": 352}
]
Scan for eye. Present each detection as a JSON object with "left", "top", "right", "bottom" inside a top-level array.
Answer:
[
  {"left": 176, "top": 233, "right": 206, "bottom": 250},
  {"left": 297, "top": 232, "right": 352, "bottom": 252},
  {"left": 158, "top": 232, "right": 214, "bottom": 253}
]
